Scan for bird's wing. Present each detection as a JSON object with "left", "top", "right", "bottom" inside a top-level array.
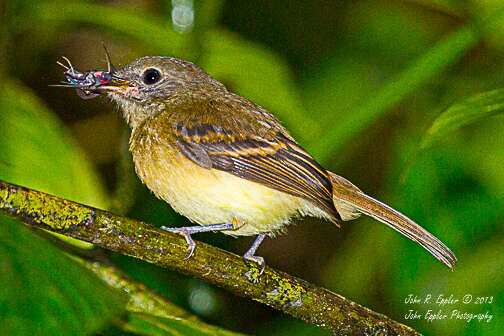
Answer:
[
  {"left": 173, "top": 122, "right": 341, "bottom": 223},
  {"left": 329, "top": 173, "right": 457, "bottom": 268}
]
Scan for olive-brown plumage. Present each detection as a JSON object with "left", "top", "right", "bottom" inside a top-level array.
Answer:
[{"left": 61, "top": 55, "right": 457, "bottom": 273}]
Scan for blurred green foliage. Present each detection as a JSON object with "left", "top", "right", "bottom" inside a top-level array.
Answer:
[
  {"left": 0, "top": 0, "right": 503, "bottom": 335},
  {"left": 0, "top": 81, "right": 108, "bottom": 209},
  {"left": 0, "top": 214, "right": 127, "bottom": 335},
  {"left": 117, "top": 312, "right": 243, "bottom": 336},
  {"left": 422, "top": 88, "right": 504, "bottom": 149}
]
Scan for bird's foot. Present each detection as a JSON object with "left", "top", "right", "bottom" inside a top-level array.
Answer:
[
  {"left": 244, "top": 254, "right": 265, "bottom": 283},
  {"left": 160, "top": 222, "right": 236, "bottom": 259},
  {"left": 243, "top": 232, "right": 268, "bottom": 282},
  {"left": 160, "top": 226, "right": 196, "bottom": 259}
]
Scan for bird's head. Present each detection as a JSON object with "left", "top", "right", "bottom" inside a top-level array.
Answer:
[{"left": 101, "top": 56, "right": 226, "bottom": 128}]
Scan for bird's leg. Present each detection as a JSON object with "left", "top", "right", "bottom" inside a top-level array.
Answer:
[
  {"left": 161, "top": 219, "right": 242, "bottom": 259},
  {"left": 243, "top": 232, "right": 267, "bottom": 277}
]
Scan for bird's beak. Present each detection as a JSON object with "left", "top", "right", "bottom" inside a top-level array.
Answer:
[{"left": 97, "top": 75, "right": 135, "bottom": 93}]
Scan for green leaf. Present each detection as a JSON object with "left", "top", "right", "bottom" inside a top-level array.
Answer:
[
  {"left": 310, "top": 25, "right": 479, "bottom": 162},
  {"left": 0, "top": 80, "right": 108, "bottom": 209},
  {"left": 119, "top": 312, "right": 244, "bottom": 336},
  {"left": 0, "top": 214, "right": 127, "bottom": 335},
  {"left": 200, "top": 29, "right": 320, "bottom": 144},
  {"left": 421, "top": 88, "right": 504, "bottom": 149},
  {"left": 0, "top": 80, "right": 108, "bottom": 248}
]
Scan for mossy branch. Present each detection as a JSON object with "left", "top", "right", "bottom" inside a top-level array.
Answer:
[{"left": 0, "top": 180, "right": 420, "bottom": 336}]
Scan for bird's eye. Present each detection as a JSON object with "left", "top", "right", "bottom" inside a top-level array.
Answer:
[{"left": 142, "top": 68, "right": 162, "bottom": 85}]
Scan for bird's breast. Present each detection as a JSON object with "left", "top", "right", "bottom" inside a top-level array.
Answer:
[{"left": 129, "top": 132, "right": 328, "bottom": 236}]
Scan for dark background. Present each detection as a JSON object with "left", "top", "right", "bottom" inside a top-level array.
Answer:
[{"left": 1, "top": 0, "right": 503, "bottom": 335}]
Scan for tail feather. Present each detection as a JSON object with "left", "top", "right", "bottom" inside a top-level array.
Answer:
[{"left": 329, "top": 172, "right": 457, "bottom": 269}]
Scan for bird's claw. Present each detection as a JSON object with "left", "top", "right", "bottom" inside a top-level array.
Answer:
[
  {"left": 161, "top": 226, "right": 196, "bottom": 259},
  {"left": 243, "top": 254, "right": 266, "bottom": 283},
  {"left": 181, "top": 232, "right": 196, "bottom": 259}
]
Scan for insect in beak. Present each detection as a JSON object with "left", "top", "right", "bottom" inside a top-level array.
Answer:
[
  {"left": 102, "top": 43, "right": 117, "bottom": 74},
  {"left": 50, "top": 46, "right": 134, "bottom": 99}
]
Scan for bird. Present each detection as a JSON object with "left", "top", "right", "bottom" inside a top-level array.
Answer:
[{"left": 57, "top": 54, "right": 457, "bottom": 275}]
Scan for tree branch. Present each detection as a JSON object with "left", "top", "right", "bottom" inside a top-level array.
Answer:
[
  {"left": 34, "top": 223, "right": 243, "bottom": 334},
  {"left": 0, "top": 180, "right": 420, "bottom": 336}
]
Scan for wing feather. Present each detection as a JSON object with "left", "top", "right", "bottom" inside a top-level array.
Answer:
[{"left": 174, "top": 123, "right": 341, "bottom": 222}]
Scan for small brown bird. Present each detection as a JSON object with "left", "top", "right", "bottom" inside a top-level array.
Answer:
[{"left": 57, "top": 55, "right": 456, "bottom": 274}]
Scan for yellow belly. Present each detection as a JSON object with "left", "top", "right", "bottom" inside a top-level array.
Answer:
[{"left": 132, "top": 143, "right": 328, "bottom": 236}]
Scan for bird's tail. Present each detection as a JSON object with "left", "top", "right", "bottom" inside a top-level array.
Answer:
[{"left": 329, "top": 172, "right": 457, "bottom": 269}]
